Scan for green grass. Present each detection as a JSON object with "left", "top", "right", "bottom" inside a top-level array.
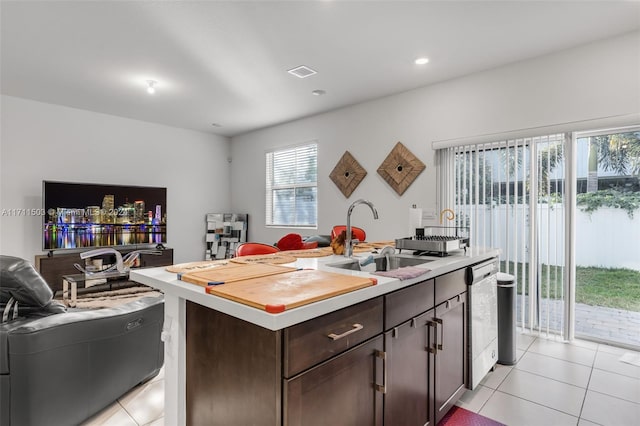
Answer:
[{"left": 499, "top": 261, "right": 640, "bottom": 312}]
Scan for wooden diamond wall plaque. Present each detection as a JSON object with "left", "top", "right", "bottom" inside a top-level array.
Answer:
[
  {"left": 329, "top": 151, "right": 367, "bottom": 198},
  {"left": 377, "top": 142, "right": 425, "bottom": 195}
]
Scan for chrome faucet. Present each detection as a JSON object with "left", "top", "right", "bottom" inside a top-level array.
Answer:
[
  {"left": 345, "top": 199, "right": 379, "bottom": 257},
  {"left": 379, "top": 245, "right": 395, "bottom": 271}
]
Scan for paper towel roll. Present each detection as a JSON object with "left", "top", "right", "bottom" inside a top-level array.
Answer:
[{"left": 409, "top": 206, "right": 423, "bottom": 236}]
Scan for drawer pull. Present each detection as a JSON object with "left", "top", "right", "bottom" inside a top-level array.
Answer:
[
  {"left": 327, "top": 323, "right": 364, "bottom": 340},
  {"left": 374, "top": 350, "right": 387, "bottom": 394},
  {"left": 426, "top": 320, "right": 438, "bottom": 353},
  {"left": 434, "top": 318, "right": 444, "bottom": 350}
]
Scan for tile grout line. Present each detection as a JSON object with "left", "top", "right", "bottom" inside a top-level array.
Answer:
[
  {"left": 585, "top": 388, "right": 640, "bottom": 407},
  {"left": 493, "top": 337, "right": 583, "bottom": 421},
  {"left": 476, "top": 336, "right": 529, "bottom": 420},
  {"left": 590, "top": 345, "right": 640, "bottom": 405},
  {"left": 491, "top": 388, "right": 580, "bottom": 422},
  {"left": 576, "top": 343, "right": 597, "bottom": 425},
  {"left": 116, "top": 400, "right": 140, "bottom": 426},
  {"left": 512, "top": 359, "right": 589, "bottom": 391}
]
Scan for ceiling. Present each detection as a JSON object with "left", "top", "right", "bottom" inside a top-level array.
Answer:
[{"left": 2, "top": 1, "right": 639, "bottom": 137}]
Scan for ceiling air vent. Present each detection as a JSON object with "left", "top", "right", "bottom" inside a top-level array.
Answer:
[{"left": 287, "top": 65, "right": 317, "bottom": 79}]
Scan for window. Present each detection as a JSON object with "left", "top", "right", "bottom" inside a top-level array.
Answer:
[{"left": 265, "top": 142, "right": 317, "bottom": 227}]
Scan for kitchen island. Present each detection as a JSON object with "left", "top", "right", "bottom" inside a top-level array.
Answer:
[{"left": 131, "top": 247, "right": 499, "bottom": 425}]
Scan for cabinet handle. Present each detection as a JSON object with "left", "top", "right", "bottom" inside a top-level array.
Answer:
[
  {"left": 327, "top": 323, "right": 364, "bottom": 340},
  {"left": 434, "top": 318, "right": 444, "bottom": 350},
  {"left": 374, "top": 350, "right": 387, "bottom": 394},
  {"left": 426, "top": 321, "right": 438, "bottom": 353}
]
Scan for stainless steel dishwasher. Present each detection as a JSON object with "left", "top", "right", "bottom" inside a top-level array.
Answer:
[{"left": 466, "top": 258, "right": 499, "bottom": 389}]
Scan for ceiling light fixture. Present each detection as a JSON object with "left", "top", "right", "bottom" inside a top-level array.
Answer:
[
  {"left": 146, "top": 80, "right": 157, "bottom": 94},
  {"left": 312, "top": 89, "right": 326, "bottom": 96},
  {"left": 414, "top": 57, "right": 429, "bottom": 65},
  {"left": 211, "top": 123, "right": 222, "bottom": 128}
]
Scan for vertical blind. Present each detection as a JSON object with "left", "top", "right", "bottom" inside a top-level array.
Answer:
[
  {"left": 265, "top": 142, "right": 318, "bottom": 227},
  {"left": 438, "top": 134, "right": 567, "bottom": 337}
]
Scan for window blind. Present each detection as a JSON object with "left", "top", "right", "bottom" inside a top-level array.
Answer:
[
  {"left": 265, "top": 142, "right": 318, "bottom": 227},
  {"left": 438, "top": 134, "right": 567, "bottom": 337}
]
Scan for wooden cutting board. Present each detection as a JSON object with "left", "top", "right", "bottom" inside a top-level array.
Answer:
[
  {"left": 179, "top": 263, "right": 297, "bottom": 287},
  {"left": 204, "top": 269, "right": 377, "bottom": 313},
  {"left": 166, "top": 259, "right": 231, "bottom": 273},
  {"left": 230, "top": 253, "right": 297, "bottom": 265},
  {"left": 279, "top": 247, "right": 333, "bottom": 258}
]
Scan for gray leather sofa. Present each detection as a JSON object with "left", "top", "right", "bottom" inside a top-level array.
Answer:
[{"left": 0, "top": 255, "right": 164, "bottom": 426}]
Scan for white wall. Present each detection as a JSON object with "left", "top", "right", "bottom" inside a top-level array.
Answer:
[
  {"left": 0, "top": 95, "right": 231, "bottom": 263},
  {"left": 230, "top": 32, "right": 640, "bottom": 245}
]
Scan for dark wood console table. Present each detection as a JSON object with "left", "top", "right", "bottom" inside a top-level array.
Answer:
[{"left": 35, "top": 248, "right": 174, "bottom": 294}]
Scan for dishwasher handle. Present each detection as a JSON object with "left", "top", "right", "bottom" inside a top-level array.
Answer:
[{"left": 467, "top": 259, "right": 498, "bottom": 285}]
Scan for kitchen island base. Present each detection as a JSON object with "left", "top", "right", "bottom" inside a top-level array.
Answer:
[
  {"left": 186, "top": 297, "right": 384, "bottom": 425},
  {"left": 130, "top": 247, "right": 500, "bottom": 425},
  {"left": 185, "top": 275, "right": 468, "bottom": 425}
]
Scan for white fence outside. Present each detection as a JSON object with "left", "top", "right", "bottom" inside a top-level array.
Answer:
[{"left": 459, "top": 205, "right": 640, "bottom": 271}]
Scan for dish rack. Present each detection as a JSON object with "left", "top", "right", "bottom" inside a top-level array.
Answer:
[{"left": 395, "top": 226, "right": 470, "bottom": 256}]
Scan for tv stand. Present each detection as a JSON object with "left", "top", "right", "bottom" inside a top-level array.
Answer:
[{"left": 35, "top": 247, "right": 173, "bottom": 294}]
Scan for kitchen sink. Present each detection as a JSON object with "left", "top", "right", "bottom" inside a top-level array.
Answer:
[{"left": 327, "top": 254, "right": 434, "bottom": 272}]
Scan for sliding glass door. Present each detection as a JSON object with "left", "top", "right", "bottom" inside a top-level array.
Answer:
[
  {"left": 440, "top": 134, "right": 568, "bottom": 337},
  {"left": 573, "top": 129, "right": 640, "bottom": 348},
  {"left": 439, "top": 126, "right": 639, "bottom": 348}
]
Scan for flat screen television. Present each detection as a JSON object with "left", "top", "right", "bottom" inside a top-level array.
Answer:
[{"left": 42, "top": 180, "right": 167, "bottom": 251}]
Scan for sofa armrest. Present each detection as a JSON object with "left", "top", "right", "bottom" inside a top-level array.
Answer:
[{"left": 9, "top": 297, "right": 164, "bottom": 354}]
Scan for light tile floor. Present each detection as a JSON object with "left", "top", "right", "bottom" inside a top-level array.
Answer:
[
  {"left": 457, "top": 332, "right": 640, "bottom": 426},
  {"left": 84, "top": 332, "right": 640, "bottom": 426}
]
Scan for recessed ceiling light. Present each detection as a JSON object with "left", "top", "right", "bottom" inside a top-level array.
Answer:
[
  {"left": 146, "top": 80, "right": 157, "bottom": 94},
  {"left": 287, "top": 65, "right": 317, "bottom": 79},
  {"left": 312, "top": 89, "right": 326, "bottom": 96},
  {"left": 414, "top": 57, "right": 429, "bottom": 65}
]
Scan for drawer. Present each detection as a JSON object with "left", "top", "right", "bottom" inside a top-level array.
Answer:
[
  {"left": 140, "top": 249, "right": 173, "bottom": 267},
  {"left": 385, "top": 278, "right": 434, "bottom": 329},
  {"left": 435, "top": 268, "right": 466, "bottom": 306},
  {"left": 283, "top": 296, "right": 383, "bottom": 378}
]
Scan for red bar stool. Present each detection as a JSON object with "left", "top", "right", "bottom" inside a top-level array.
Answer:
[{"left": 235, "top": 242, "right": 280, "bottom": 257}]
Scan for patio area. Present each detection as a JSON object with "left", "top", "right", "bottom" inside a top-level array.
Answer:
[{"left": 516, "top": 297, "right": 640, "bottom": 348}]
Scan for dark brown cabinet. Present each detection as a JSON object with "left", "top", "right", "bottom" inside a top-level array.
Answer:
[
  {"left": 283, "top": 297, "right": 384, "bottom": 426},
  {"left": 184, "top": 266, "right": 472, "bottom": 425},
  {"left": 384, "top": 309, "right": 435, "bottom": 426},
  {"left": 382, "top": 269, "right": 468, "bottom": 426},
  {"left": 186, "top": 297, "right": 385, "bottom": 426},
  {"left": 284, "top": 297, "right": 383, "bottom": 378},
  {"left": 434, "top": 292, "right": 467, "bottom": 424},
  {"left": 284, "top": 336, "right": 384, "bottom": 426}
]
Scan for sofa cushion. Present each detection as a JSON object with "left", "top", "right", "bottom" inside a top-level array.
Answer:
[{"left": 0, "top": 256, "right": 53, "bottom": 308}]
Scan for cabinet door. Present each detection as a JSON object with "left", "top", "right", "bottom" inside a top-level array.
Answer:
[
  {"left": 384, "top": 310, "right": 435, "bottom": 426},
  {"left": 284, "top": 336, "right": 383, "bottom": 426},
  {"left": 385, "top": 278, "right": 434, "bottom": 330},
  {"left": 434, "top": 292, "right": 467, "bottom": 424}
]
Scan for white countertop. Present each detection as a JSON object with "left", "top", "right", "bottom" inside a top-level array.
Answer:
[{"left": 130, "top": 246, "right": 499, "bottom": 331}]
